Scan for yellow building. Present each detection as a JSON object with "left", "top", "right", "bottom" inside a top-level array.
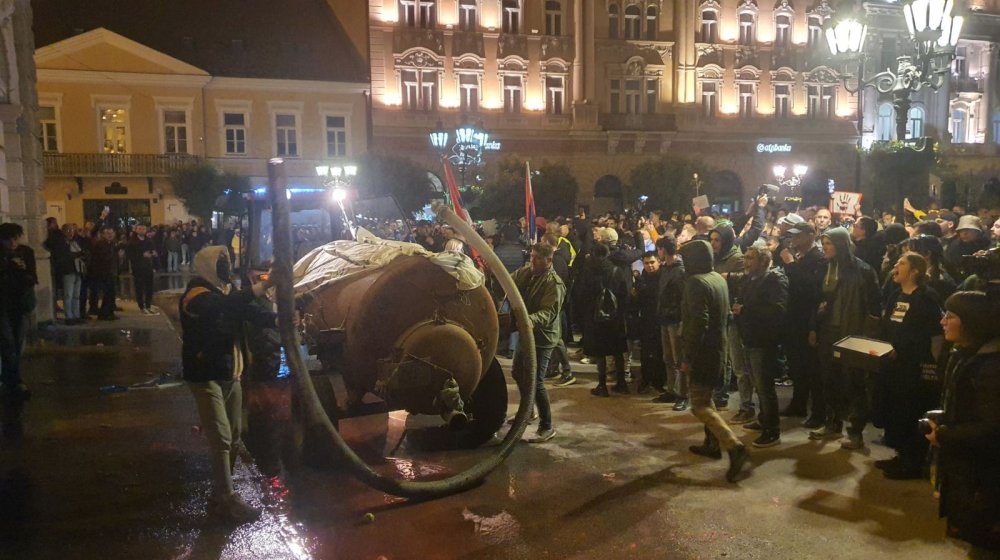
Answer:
[{"left": 33, "top": 1, "right": 369, "bottom": 227}]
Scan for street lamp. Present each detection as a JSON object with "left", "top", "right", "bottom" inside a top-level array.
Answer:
[
  {"left": 316, "top": 163, "right": 357, "bottom": 238},
  {"left": 826, "top": 0, "right": 964, "bottom": 145},
  {"left": 773, "top": 164, "right": 808, "bottom": 209},
  {"left": 429, "top": 120, "right": 491, "bottom": 189}
]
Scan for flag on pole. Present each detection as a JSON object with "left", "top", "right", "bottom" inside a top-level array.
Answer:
[
  {"left": 525, "top": 162, "right": 536, "bottom": 242},
  {"left": 442, "top": 158, "right": 473, "bottom": 227}
]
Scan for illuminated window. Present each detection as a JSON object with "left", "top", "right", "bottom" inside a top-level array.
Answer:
[
  {"left": 99, "top": 107, "right": 129, "bottom": 154},
  {"left": 807, "top": 15, "right": 823, "bottom": 47},
  {"left": 325, "top": 116, "right": 347, "bottom": 157},
  {"left": 739, "top": 83, "right": 755, "bottom": 117},
  {"left": 625, "top": 79, "right": 641, "bottom": 114},
  {"left": 459, "top": 73, "right": 480, "bottom": 112},
  {"left": 459, "top": 0, "right": 477, "bottom": 31},
  {"left": 546, "top": 75, "right": 564, "bottom": 114},
  {"left": 223, "top": 112, "right": 247, "bottom": 155},
  {"left": 702, "top": 82, "right": 717, "bottom": 117},
  {"left": 275, "top": 113, "right": 297, "bottom": 157},
  {"left": 739, "top": 12, "right": 755, "bottom": 45},
  {"left": 877, "top": 103, "right": 894, "bottom": 141},
  {"left": 545, "top": 1, "right": 562, "bottom": 35},
  {"left": 906, "top": 106, "right": 924, "bottom": 139},
  {"left": 646, "top": 5, "right": 657, "bottom": 39},
  {"left": 775, "top": 14, "right": 791, "bottom": 48},
  {"left": 401, "top": 69, "right": 438, "bottom": 110},
  {"left": 774, "top": 83, "right": 790, "bottom": 118},
  {"left": 807, "top": 84, "right": 834, "bottom": 118},
  {"left": 502, "top": 0, "right": 520, "bottom": 33},
  {"left": 624, "top": 5, "right": 641, "bottom": 39},
  {"left": 701, "top": 10, "right": 718, "bottom": 42},
  {"left": 608, "top": 4, "right": 619, "bottom": 39},
  {"left": 39, "top": 106, "right": 59, "bottom": 153},
  {"left": 952, "top": 109, "right": 967, "bottom": 143},
  {"left": 503, "top": 74, "right": 523, "bottom": 113}
]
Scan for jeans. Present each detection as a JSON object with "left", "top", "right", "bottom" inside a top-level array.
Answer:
[
  {"left": 134, "top": 269, "right": 154, "bottom": 310},
  {"left": 0, "top": 314, "right": 26, "bottom": 388},
  {"left": 549, "top": 339, "right": 571, "bottom": 373},
  {"left": 62, "top": 273, "right": 82, "bottom": 321},
  {"left": 189, "top": 380, "right": 243, "bottom": 496},
  {"left": 168, "top": 251, "right": 180, "bottom": 272},
  {"left": 660, "top": 323, "right": 687, "bottom": 397},
  {"left": 513, "top": 346, "right": 554, "bottom": 431},
  {"left": 690, "top": 383, "right": 740, "bottom": 451},
  {"left": 745, "top": 346, "right": 780, "bottom": 432},
  {"left": 181, "top": 243, "right": 190, "bottom": 265}
]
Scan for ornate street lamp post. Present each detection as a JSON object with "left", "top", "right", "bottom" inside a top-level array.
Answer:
[
  {"left": 428, "top": 121, "right": 491, "bottom": 189},
  {"left": 316, "top": 163, "right": 357, "bottom": 238},
  {"left": 826, "top": 0, "right": 964, "bottom": 145}
]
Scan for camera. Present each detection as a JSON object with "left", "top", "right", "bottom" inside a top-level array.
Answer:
[
  {"left": 960, "top": 247, "right": 1000, "bottom": 282},
  {"left": 917, "top": 409, "right": 945, "bottom": 435},
  {"left": 757, "top": 183, "right": 781, "bottom": 199}
]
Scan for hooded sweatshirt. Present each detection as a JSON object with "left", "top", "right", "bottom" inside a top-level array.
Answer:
[
  {"left": 712, "top": 224, "right": 744, "bottom": 274},
  {"left": 180, "top": 246, "right": 274, "bottom": 382},
  {"left": 678, "top": 240, "right": 729, "bottom": 386},
  {"left": 814, "top": 227, "right": 881, "bottom": 338}
]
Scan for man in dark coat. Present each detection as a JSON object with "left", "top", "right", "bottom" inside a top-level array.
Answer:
[
  {"left": 679, "top": 240, "right": 749, "bottom": 482},
  {"left": 635, "top": 252, "right": 666, "bottom": 393},
  {"left": 654, "top": 234, "right": 688, "bottom": 409},
  {"left": 127, "top": 225, "right": 158, "bottom": 314},
  {"left": 89, "top": 226, "right": 121, "bottom": 320},
  {"left": 573, "top": 243, "right": 629, "bottom": 396}
]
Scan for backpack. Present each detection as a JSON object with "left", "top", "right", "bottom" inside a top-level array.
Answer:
[{"left": 593, "top": 279, "right": 619, "bottom": 325}]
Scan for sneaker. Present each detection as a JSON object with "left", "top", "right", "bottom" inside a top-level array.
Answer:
[
  {"left": 579, "top": 356, "right": 593, "bottom": 364},
  {"left": 689, "top": 444, "right": 722, "bottom": 460},
  {"left": 148, "top": 307, "right": 160, "bottom": 315},
  {"left": 590, "top": 385, "right": 609, "bottom": 397},
  {"left": 729, "top": 409, "right": 756, "bottom": 425},
  {"left": 713, "top": 398, "right": 730, "bottom": 411},
  {"left": 208, "top": 493, "right": 261, "bottom": 524},
  {"left": 611, "top": 383, "right": 630, "bottom": 394},
  {"left": 651, "top": 392, "right": 679, "bottom": 404},
  {"left": 672, "top": 398, "right": 689, "bottom": 411},
  {"left": 809, "top": 425, "right": 843, "bottom": 440},
  {"left": 527, "top": 427, "right": 556, "bottom": 443},
  {"left": 752, "top": 432, "right": 781, "bottom": 448},
  {"left": 726, "top": 444, "right": 750, "bottom": 482},
  {"left": 544, "top": 370, "right": 561, "bottom": 381},
  {"left": 841, "top": 433, "right": 864, "bottom": 450},
  {"left": 554, "top": 375, "right": 577, "bottom": 387},
  {"left": 801, "top": 416, "right": 824, "bottom": 429},
  {"left": 742, "top": 421, "right": 763, "bottom": 432}
]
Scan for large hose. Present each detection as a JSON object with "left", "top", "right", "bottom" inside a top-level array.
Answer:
[{"left": 267, "top": 159, "right": 537, "bottom": 499}]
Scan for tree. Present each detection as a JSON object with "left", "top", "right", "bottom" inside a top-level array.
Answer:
[
  {"left": 627, "top": 155, "right": 713, "bottom": 214},
  {"left": 473, "top": 158, "right": 578, "bottom": 221},
  {"left": 353, "top": 153, "right": 436, "bottom": 216},
  {"left": 170, "top": 162, "right": 250, "bottom": 222},
  {"left": 860, "top": 142, "right": 937, "bottom": 212}
]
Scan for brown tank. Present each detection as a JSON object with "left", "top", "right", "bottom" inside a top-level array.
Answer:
[{"left": 299, "top": 254, "right": 500, "bottom": 430}]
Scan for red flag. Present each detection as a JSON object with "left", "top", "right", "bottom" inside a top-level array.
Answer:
[
  {"left": 525, "top": 162, "right": 536, "bottom": 242},
  {"left": 442, "top": 158, "right": 473, "bottom": 227}
]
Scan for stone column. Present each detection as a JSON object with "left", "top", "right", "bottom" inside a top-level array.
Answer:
[{"left": 573, "top": 0, "right": 583, "bottom": 102}]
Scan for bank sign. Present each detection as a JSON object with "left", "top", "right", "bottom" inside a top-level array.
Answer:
[{"left": 756, "top": 142, "right": 793, "bottom": 154}]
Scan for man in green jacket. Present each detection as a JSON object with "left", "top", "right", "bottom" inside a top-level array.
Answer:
[
  {"left": 679, "top": 240, "right": 750, "bottom": 482},
  {"left": 512, "top": 243, "right": 565, "bottom": 443}
]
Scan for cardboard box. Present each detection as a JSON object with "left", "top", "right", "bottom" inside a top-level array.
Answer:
[{"left": 832, "top": 336, "right": 894, "bottom": 372}]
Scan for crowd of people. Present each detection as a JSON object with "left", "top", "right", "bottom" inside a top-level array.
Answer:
[{"left": 447, "top": 194, "right": 1000, "bottom": 551}]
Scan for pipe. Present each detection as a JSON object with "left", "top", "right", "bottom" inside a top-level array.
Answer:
[{"left": 267, "top": 159, "right": 536, "bottom": 499}]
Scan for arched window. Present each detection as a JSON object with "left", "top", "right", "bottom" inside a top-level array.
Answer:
[
  {"left": 773, "top": 72, "right": 792, "bottom": 118},
  {"left": 624, "top": 5, "right": 641, "bottom": 39},
  {"left": 775, "top": 14, "right": 791, "bottom": 47},
  {"left": 906, "top": 106, "right": 924, "bottom": 139},
  {"left": 608, "top": 4, "right": 619, "bottom": 39},
  {"left": 701, "top": 9, "right": 718, "bottom": 42},
  {"left": 807, "top": 15, "right": 823, "bottom": 47},
  {"left": 545, "top": 1, "right": 562, "bottom": 35},
  {"left": 739, "top": 12, "right": 756, "bottom": 45},
  {"left": 646, "top": 5, "right": 657, "bottom": 39},
  {"left": 951, "top": 109, "right": 967, "bottom": 144},
  {"left": 877, "top": 103, "right": 895, "bottom": 141}
]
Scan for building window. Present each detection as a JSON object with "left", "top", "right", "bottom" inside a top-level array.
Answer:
[
  {"left": 502, "top": 0, "right": 520, "bottom": 34},
  {"left": 275, "top": 113, "right": 298, "bottom": 157},
  {"left": 953, "top": 46, "right": 967, "bottom": 79},
  {"left": 624, "top": 5, "right": 641, "bottom": 39},
  {"left": 701, "top": 10, "right": 718, "bottom": 42},
  {"left": 880, "top": 37, "right": 897, "bottom": 74},
  {"left": 546, "top": 75, "right": 564, "bottom": 114},
  {"left": 807, "top": 84, "right": 834, "bottom": 118},
  {"left": 401, "top": 69, "right": 438, "bottom": 110},
  {"left": 100, "top": 107, "right": 129, "bottom": 153},
  {"left": 702, "top": 82, "right": 717, "bottom": 117},
  {"left": 418, "top": 0, "right": 436, "bottom": 28},
  {"left": 400, "top": 0, "right": 436, "bottom": 28},
  {"left": 808, "top": 15, "right": 823, "bottom": 47},
  {"left": 610, "top": 79, "right": 621, "bottom": 113},
  {"left": 739, "top": 83, "right": 755, "bottom": 117},
  {"left": 325, "top": 115, "right": 347, "bottom": 157},
  {"left": 163, "top": 110, "right": 188, "bottom": 154},
  {"left": 774, "top": 81, "right": 790, "bottom": 118},
  {"left": 951, "top": 109, "right": 967, "bottom": 144},
  {"left": 625, "top": 79, "right": 641, "bottom": 114},
  {"left": 906, "top": 106, "right": 924, "bottom": 139},
  {"left": 545, "top": 1, "right": 562, "bottom": 35},
  {"left": 39, "top": 106, "right": 59, "bottom": 153},
  {"left": 608, "top": 4, "right": 619, "bottom": 39},
  {"left": 459, "top": 0, "right": 477, "bottom": 31},
  {"left": 459, "top": 73, "right": 479, "bottom": 112},
  {"left": 646, "top": 6, "right": 657, "bottom": 39},
  {"left": 877, "top": 103, "right": 894, "bottom": 141},
  {"left": 503, "top": 74, "right": 523, "bottom": 113},
  {"left": 775, "top": 14, "right": 791, "bottom": 48},
  {"left": 223, "top": 112, "right": 247, "bottom": 155},
  {"left": 646, "top": 80, "right": 657, "bottom": 114},
  {"left": 739, "top": 12, "right": 755, "bottom": 45}
]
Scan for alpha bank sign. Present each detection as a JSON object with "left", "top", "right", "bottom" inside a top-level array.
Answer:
[{"left": 756, "top": 141, "right": 793, "bottom": 154}]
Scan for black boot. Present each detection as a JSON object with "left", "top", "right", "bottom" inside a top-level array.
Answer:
[{"left": 689, "top": 426, "right": 722, "bottom": 459}]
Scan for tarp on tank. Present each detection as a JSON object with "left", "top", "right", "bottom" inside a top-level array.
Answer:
[{"left": 290, "top": 227, "right": 484, "bottom": 296}]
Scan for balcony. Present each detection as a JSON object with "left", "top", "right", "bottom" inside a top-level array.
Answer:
[
  {"left": 392, "top": 26, "right": 445, "bottom": 55},
  {"left": 43, "top": 153, "right": 200, "bottom": 177},
  {"left": 950, "top": 75, "right": 984, "bottom": 94},
  {"left": 599, "top": 112, "right": 676, "bottom": 132}
]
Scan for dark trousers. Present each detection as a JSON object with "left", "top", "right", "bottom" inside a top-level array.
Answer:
[
  {"left": 746, "top": 345, "right": 780, "bottom": 432},
  {"left": 0, "top": 314, "right": 25, "bottom": 388},
  {"left": 91, "top": 277, "right": 117, "bottom": 318},
  {"left": 513, "top": 346, "right": 554, "bottom": 431},
  {"left": 785, "top": 327, "right": 822, "bottom": 417},
  {"left": 133, "top": 269, "right": 154, "bottom": 310}
]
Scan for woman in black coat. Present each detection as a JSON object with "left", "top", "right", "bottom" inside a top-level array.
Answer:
[
  {"left": 928, "top": 290, "right": 1000, "bottom": 551},
  {"left": 573, "top": 243, "right": 629, "bottom": 396}
]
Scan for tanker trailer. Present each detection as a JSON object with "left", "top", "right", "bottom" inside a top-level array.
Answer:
[{"left": 291, "top": 228, "right": 507, "bottom": 448}]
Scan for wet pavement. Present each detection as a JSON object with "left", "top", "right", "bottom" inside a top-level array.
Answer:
[{"left": 0, "top": 282, "right": 982, "bottom": 559}]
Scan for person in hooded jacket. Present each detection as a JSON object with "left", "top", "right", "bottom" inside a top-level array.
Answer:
[
  {"left": 678, "top": 239, "right": 750, "bottom": 482},
  {"left": 711, "top": 223, "right": 752, "bottom": 417},
  {"left": 808, "top": 227, "right": 882, "bottom": 449},
  {"left": 574, "top": 243, "right": 630, "bottom": 396},
  {"left": 180, "top": 246, "right": 275, "bottom": 524}
]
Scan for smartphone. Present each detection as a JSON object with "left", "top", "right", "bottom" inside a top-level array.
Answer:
[{"left": 103, "top": 205, "right": 110, "bottom": 213}]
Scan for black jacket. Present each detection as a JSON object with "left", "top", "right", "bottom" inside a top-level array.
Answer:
[
  {"left": 656, "top": 260, "right": 685, "bottom": 325},
  {"left": 574, "top": 255, "right": 629, "bottom": 357},
  {"left": 731, "top": 267, "right": 789, "bottom": 348},
  {"left": 782, "top": 245, "right": 824, "bottom": 328},
  {"left": 180, "top": 277, "right": 275, "bottom": 383}
]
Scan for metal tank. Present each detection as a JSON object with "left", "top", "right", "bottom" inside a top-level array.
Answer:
[{"left": 298, "top": 252, "right": 505, "bottom": 446}]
